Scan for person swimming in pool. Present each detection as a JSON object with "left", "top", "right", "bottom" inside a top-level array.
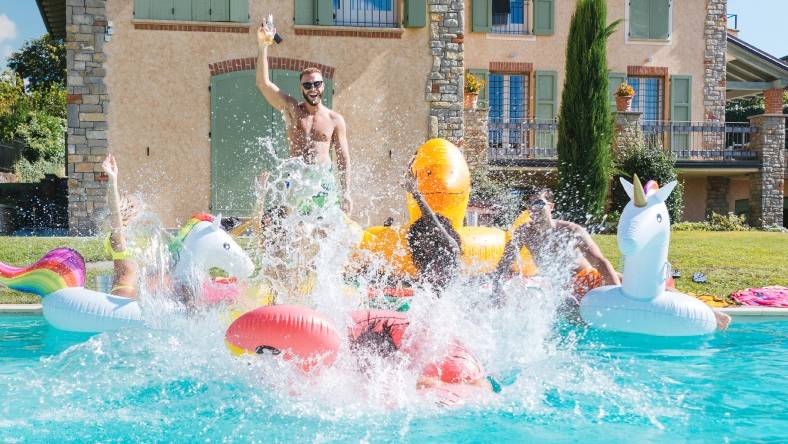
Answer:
[{"left": 256, "top": 16, "right": 352, "bottom": 215}]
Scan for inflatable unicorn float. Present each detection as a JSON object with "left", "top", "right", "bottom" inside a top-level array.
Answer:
[
  {"left": 580, "top": 175, "right": 718, "bottom": 336},
  {"left": 0, "top": 214, "right": 253, "bottom": 333}
]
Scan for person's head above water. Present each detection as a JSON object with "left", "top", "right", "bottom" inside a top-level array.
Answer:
[
  {"left": 406, "top": 213, "right": 462, "bottom": 290},
  {"left": 300, "top": 67, "right": 324, "bottom": 107},
  {"left": 528, "top": 188, "right": 555, "bottom": 224}
]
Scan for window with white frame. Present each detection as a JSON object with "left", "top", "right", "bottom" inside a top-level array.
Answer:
[
  {"left": 489, "top": 73, "right": 529, "bottom": 152},
  {"left": 629, "top": 77, "right": 664, "bottom": 121},
  {"left": 333, "top": 0, "right": 397, "bottom": 27}
]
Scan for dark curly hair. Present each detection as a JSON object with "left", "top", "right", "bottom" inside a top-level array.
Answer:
[{"left": 406, "top": 213, "right": 461, "bottom": 289}]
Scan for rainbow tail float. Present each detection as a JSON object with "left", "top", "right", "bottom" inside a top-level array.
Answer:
[{"left": 0, "top": 248, "right": 86, "bottom": 297}]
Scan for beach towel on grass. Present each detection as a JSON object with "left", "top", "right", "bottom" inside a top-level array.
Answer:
[{"left": 730, "top": 286, "right": 788, "bottom": 308}]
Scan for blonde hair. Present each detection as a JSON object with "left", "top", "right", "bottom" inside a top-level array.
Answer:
[{"left": 299, "top": 67, "right": 323, "bottom": 80}]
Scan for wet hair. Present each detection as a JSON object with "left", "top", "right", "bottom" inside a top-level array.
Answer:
[
  {"left": 530, "top": 188, "right": 554, "bottom": 204},
  {"left": 406, "top": 213, "right": 461, "bottom": 288},
  {"left": 350, "top": 319, "right": 399, "bottom": 359},
  {"left": 299, "top": 67, "right": 323, "bottom": 81}
]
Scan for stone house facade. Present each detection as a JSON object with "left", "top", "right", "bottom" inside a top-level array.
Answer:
[{"left": 37, "top": 0, "right": 786, "bottom": 232}]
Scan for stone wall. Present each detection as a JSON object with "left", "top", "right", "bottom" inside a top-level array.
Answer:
[
  {"left": 705, "top": 176, "right": 730, "bottom": 217},
  {"left": 463, "top": 108, "right": 488, "bottom": 169},
  {"left": 612, "top": 111, "right": 643, "bottom": 154},
  {"left": 66, "top": 0, "right": 109, "bottom": 235},
  {"left": 748, "top": 114, "right": 786, "bottom": 227},
  {"left": 703, "top": 0, "right": 726, "bottom": 123},
  {"left": 426, "top": 0, "right": 464, "bottom": 144}
]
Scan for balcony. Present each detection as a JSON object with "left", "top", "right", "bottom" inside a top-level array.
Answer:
[{"left": 487, "top": 119, "right": 760, "bottom": 168}]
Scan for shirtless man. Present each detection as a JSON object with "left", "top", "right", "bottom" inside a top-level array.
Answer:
[
  {"left": 255, "top": 18, "right": 352, "bottom": 214},
  {"left": 494, "top": 189, "right": 620, "bottom": 299}
]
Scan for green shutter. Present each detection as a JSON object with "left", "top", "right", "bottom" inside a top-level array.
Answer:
[
  {"left": 608, "top": 72, "right": 626, "bottom": 108},
  {"left": 629, "top": 0, "right": 649, "bottom": 39},
  {"left": 315, "top": 0, "right": 335, "bottom": 26},
  {"left": 294, "top": 0, "right": 315, "bottom": 25},
  {"left": 472, "top": 0, "right": 491, "bottom": 33},
  {"left": 468, "top": 69, "right": 489, "bottom": 109},
  {"left": 670, "top": 75, "right": 692, "bottom": 151},
  {"left": 229, "top": 0, "right": 248, "bottom": 22},
  {"left": 670, "top": 75, "right": 691, "bottom": 122},
  {"left": 133, "top": 0, "right": 152, "bottom": 19},
  {"left": 649, "top": 0, "right": 670, "bottom": 39},
  {"left": 404, "top": 0, "right": 426, "bottom": 28},
  {"left": 210, "top": 0, "right": 230, "bottom": 21},
  {"left": 192, "top": 0, "right": 211, "bottom": 21},
  {"left": 151, "top": 0, "right": 174, "bottom": 20},
  {"left": 533, "top": 0, "right": 554, "bottom": 35},
  {"left": 172, "top": 0, "right": 191, "bottom": 20},
  {"left": 535, "top": 71, "right": 557, "bottom": 149}
]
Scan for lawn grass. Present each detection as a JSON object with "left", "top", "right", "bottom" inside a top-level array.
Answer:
[
  {"left": 1, "top": 232, "right": 786, "bottom": 303},
  {"left": 593, "top": 231, "right": 788, "bottom": 298}
]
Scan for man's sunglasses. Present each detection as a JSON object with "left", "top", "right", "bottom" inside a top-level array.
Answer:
[
  {"left": 529, "top": 199, "right": 549, "bottom": 210},
  {"left": 301, "top": 81, "right": 324, "bottom": 90}
]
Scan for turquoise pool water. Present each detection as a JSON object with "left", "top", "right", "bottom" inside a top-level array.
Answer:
[{"left": 1, "top": 313, "right": 786, "bottom": 443}]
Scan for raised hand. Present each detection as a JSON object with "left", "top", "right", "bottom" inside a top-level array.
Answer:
[
  {"left": 101, "top": 153, "right": 118, "bottom": 181},
  {"left": 400, "top": 155, "right": 418, "bottom": 194},
  {"left": 257, "top": 17, "right": 277, "bottom": 47}
]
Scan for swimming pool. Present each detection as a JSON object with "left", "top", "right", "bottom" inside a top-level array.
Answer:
[{"left": 1, "top": 313, "right": 785, "bottom": 443}]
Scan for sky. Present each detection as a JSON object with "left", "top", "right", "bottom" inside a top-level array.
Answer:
[{"left": 0, "top": 0, "right": 785, "bottom": 70}]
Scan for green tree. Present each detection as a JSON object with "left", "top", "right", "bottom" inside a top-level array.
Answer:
[
  {"left": 6, "top": 34, "right": 66, "bottom": 91},
  {"left": 0, "top": 71, "right": 31, "bottom": 142},
  {"left": 555, "top": 0, "right": 619, "bottom": 223}
]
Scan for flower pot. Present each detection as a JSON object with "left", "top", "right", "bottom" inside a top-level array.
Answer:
[
  {"left": 615, "top": 95, "right": 634, "bottom": 112},
  {"left": 464, "top": 92, "right": 479, "bottom": 110}
]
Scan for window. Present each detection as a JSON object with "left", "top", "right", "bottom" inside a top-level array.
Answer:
[
  {"left": 333, "top": 0, "right": 397, "bottom": 27},
  {"left": 628, "top": 0, "right": 670, "bottom": 40},
  {"left": 473, "top": 0, "right": 553, "bottom": 35},
  {"left": 492, "top": 0, "right": 529, "bottom": 35},
  {"left": 628, "top": 77, "right": 663, "bottom": 121},
  {"left": 133, "top": 0, "right": 249, "bottom": 23},
  {"left": 489, "top": 73, "right": 529, "bottom": 153}
]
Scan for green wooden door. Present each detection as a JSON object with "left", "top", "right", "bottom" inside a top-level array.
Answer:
[{"left": 210, "top": 69, "right": 334, "bottom": 215}]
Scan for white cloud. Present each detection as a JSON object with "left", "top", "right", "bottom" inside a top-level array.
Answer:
[{"left": 0, "top": 14, "right": 17, "bottom": 43}]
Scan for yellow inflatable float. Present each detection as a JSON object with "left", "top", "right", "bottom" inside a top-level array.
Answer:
[{"left": 356, "top": 138, "right": 537, "bottom": 277}]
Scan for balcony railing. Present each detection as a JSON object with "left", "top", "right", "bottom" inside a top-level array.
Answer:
[
  {"left": 333, "top": 0, "right": 397, "bottom": 28},
  {"left": 487, "top": 119, "right": 760, "bottom": 164},
  {"left": 491, "top": 0, "right": 531, "bottom": 35}
]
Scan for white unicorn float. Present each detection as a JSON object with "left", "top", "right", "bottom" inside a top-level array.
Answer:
[
  {"left": 0, "top": 214, "right": 254, "bottom": 333},
  {"left": 580, "top": 175, "right": 718, "bottom": 336}
]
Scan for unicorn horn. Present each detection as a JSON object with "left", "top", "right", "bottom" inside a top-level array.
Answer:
[{"left": 632, "top": 174, "right": 647, "bottom": 208}]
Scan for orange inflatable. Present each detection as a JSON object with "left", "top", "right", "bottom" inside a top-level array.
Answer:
[{"left": 356, "top": 138, "right": 537, "bottom": 277}]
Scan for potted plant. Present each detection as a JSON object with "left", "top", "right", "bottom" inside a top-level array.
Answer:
[
  {"left": 464, "top": 72, "right": 485, "bottom": 110},
  {"left": 614, "top": 82, "right": 635, "bottom": 112}
]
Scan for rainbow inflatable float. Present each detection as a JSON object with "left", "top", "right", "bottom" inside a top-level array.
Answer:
[{"left": 355, "top": 138, "right": 537, "bottom": 278}]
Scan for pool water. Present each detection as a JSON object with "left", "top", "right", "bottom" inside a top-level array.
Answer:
[{"left": 1, "top": 312, "right": 785, "bottom": 443}]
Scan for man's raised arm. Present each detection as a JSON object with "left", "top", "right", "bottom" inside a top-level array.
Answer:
[
  {"left": 333, "top": 114, "right": 352, "bottom": 213},
  {"left": 256, "top": 19, "right": 296, "bottom": 111}
]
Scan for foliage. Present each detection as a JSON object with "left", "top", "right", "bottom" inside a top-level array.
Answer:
[
  {"left": 725, "top": 92, "right": 788, "bottom": 122},
  {"left": 31, "top": 84, "right": 66, "bottom": 119},
  {"left": 614, "top": 82, "right": 635, "bottom": 97},
  {"left": 671, "top": 212, "right": 750, "bottom": 232},
  {"left": 6, "top": 34, "right": 66, "bottom": 91},
  {"left": 593, "top": 231, "right": 788, "bottom": 298},
  {"left": 16, "top": 111, "right": 66, "bottom": 162},
  {"left": 465, "top": 72, "right": 485, "bottom": 94},
  {"left": 555, "top": 0, "right": 620, "bottom": 223},
  {"left": 0, "top": 71, "right": 31, "bottom": 142},
  {"left": 611, "top": 138, "right": 684, "bottom": 222},
  {"left": 469, "top": 165, "right": 523, "bottom": 227}
]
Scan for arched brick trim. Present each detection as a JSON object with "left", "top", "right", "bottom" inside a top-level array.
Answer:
[{"left": 209, "top": 57, "right": 335, "bottom": 78}]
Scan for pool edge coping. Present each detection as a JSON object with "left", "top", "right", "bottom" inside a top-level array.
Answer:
[{"left": 0, "top": 304, "right": 42, "bottom": 314}]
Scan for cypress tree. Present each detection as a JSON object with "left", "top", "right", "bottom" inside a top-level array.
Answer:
[{"left": 555, "top": 0, "right": 620, "bottom": 223}]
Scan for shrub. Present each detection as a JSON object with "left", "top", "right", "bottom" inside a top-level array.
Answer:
[
  {"left": 16, "top": 111, "right": 66, "bottom": 163},
  {"left": 672, "top": 212, "right": 750, "bottom": 232},
  {"left": 611, "top": 138, "right": 684, "bottom": 222}
]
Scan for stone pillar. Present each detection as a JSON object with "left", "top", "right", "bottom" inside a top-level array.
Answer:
[
  {"left": 426, "top": 0, "right": 464, "bottom": 145},
  {"left": 763, "top": 88, "right": 785, "bottom": 114},
  {"left": 66, "top": 0, "right": 109, "bottom": 235},
  {"left": 705, "top": 176, "right": 730, "bottom": 217},
  {"left": 463, "top": 108, "right": 489, "bottom": 169},
  {"left": 612, "top": 111, "right": 643, "bottom": 154},
  {"left": 704, "top": 0, "right": 726, "bottom": 123},
  {"left": 748, "top": 114, "right": 786, "bottom": 227}
]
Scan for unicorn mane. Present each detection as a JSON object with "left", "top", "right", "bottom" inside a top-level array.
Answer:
[
  {"left": 168, "top": 213, "right": 215, "bottom": 262},
  {"left": 0, "top": 248, "right": 86, "bottom": 297}
]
